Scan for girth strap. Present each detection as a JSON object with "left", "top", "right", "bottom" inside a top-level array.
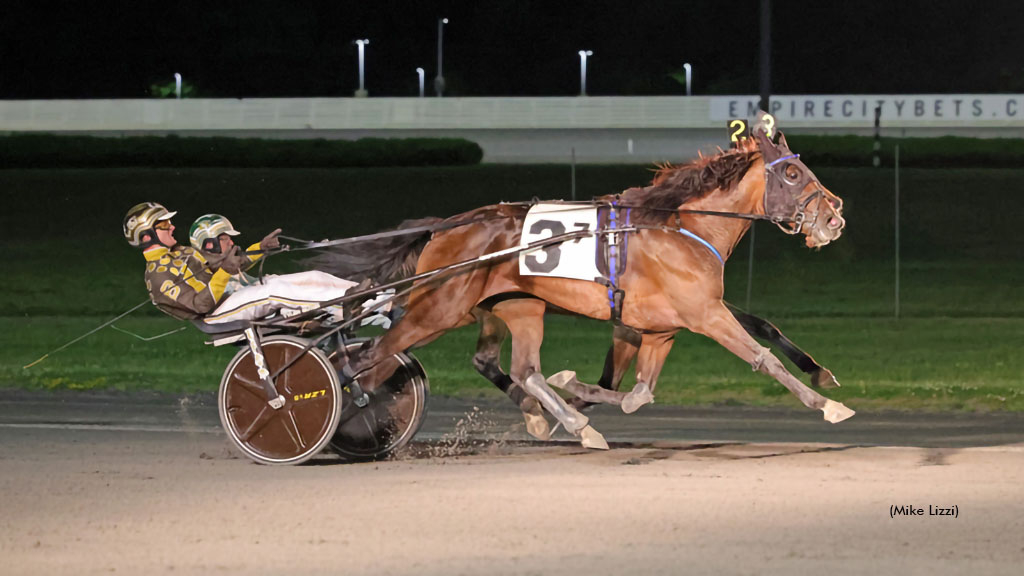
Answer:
[{"left": 604, "top": 203, "right": 631, "bottom": 325}]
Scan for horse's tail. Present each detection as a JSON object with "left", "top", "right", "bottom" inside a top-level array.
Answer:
[{"left": 302, "top": 217, "right": 442, "bottom": 284}]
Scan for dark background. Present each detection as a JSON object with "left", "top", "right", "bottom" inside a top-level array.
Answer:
[{"left": 2, "top": 0, "right": 1022, "bottom": 99}]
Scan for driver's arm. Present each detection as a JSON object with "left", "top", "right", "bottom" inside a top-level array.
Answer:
[{"left": 219, "top": 228, "right": 282, "bottom": 273}]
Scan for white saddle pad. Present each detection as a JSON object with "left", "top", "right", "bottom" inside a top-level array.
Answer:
[{"left": 518, "top": 203, "right": 600, "bottom": 282}]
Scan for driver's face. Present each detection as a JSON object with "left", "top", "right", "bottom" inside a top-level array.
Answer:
[
  {"left": 155, "top": 220, "right": 176, "bottom": 246},
  {"left": 218, "top": 234, "right": 235, "bottom": 254}
]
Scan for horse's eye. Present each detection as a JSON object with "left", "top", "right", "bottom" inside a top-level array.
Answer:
[{"left": 784, "top": 164, "right": 801, "bottom": 181}]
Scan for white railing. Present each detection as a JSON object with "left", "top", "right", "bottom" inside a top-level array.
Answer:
[
  {"left": 4, "top": 95, "right": 1024, "bottom": 133},
  {"left": 0, "top": 97, "right": 710, "bottom": 132}
]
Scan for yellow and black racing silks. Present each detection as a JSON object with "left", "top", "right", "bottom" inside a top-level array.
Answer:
[{"left": 142, "top": 242, "right": 262, "bottom": 320}]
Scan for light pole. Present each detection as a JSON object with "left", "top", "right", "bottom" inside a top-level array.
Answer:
[
  {"left": 578, "top": 50, "right": 593, "bottom": 96},
  {"left": 353, "top": 39, "right": 369, "bottom": 97},
  {"left": 174, "top": 73, "right": 182, "bottom": 99},
  {"left": 435, "top": 17, "right": 448, "bottom": 97},
  {"left": 416, "top": 67, "right": 425, "bottom": 97},
  {"left": 683, "top": 63, "right": 692, "bottom": 96}
]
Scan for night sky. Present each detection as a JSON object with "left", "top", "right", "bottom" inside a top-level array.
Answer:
[{"left": 2, "top": 0, "right": 1022, "bottom": 99}]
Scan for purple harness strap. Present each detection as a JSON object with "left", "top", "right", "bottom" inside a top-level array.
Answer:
[{"left": 607, "top": 204, "right": 631, "bottom": 315}]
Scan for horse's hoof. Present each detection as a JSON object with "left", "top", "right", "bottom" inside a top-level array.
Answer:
[
  {"left": 546, "top": 370, "right": 576, "bottom": 389},
  {"left": 621, "top": 382, "right": 654, "bottom": 414},
  {"left": 812, "top": 368, "right": 840, "bottom": 389},
  {"left": 822, "top": 399, "right": 855, "bottom": 423},
  {"left": 523, "top": 409, "right": 551, "bottom": 441},
  {"left": 579, "top": 425, "right": 609, "bottom": 450}
]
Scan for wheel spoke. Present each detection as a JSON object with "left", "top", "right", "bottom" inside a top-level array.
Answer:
[
  {"left": 282, "top": 409, "right": 305, "bottom": 449},
  {"left": 237, "top": 405, "right": 274, "bottom": 442},
  {"left": 276, "top": 353, "right": 292, "bottom": 395},
  {"left": 233, "top": 373, "right": 269, "bottom": 400},
  {"left": 359, "top": 415, "right": 382, "bottom": 450}
]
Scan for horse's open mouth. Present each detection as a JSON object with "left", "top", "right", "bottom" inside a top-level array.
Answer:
[
  {"left": 806, "top": 223, "right": 843, "bottom": 248},
  {"left": 806, "top": 235, "right": 829, "bottom": 248}
]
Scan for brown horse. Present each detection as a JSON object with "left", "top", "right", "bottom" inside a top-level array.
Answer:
[
  {"left": 308, "top": 223, "right": 838, "bottom": 442},
  {"left": 336, "top": 114, "right": 852, "bottom": 447}
]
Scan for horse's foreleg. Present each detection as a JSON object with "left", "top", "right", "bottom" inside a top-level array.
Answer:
[
  {"left": 548, "top": 370, "right": 627, "bottom": 405},
  {"left": 599, "top": 325, "right": 641, "bottom": 390},
  {"left": 493, "top": 302, "right": 608, "bottom": 449},
  {"left": 471, "top": 307, "right": 550, "bottom": 440},
  {"left": 725, "top": 302, "right": 839, "bottom": 389},
  {"left": 620, "top": 332, "right": 676, "bottom": 414},
  {"left": 561, "top": 325, "right": 640, "bottom": 411},
  {"left": 696, "top": 301, "right": 854, "bottom": 423}
]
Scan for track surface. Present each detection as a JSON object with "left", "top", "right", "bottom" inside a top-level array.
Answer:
[{"left": 2, "top": 391, "right": 1023, "bottom": 575}]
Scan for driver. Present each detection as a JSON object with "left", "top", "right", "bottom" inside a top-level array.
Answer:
[{"left": 122, "top": 203, "right": 390, "bottom": 327}]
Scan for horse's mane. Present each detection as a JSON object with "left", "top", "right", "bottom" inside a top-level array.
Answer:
[{"left": 613, "top": 138, "right": 760, "bottom": 224}]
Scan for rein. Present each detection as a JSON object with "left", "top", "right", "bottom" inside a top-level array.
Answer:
[
  {"left": 265, "top": 217, "right": 499, "bottom": 255},
  {"left": 640, "top": 206, "right": 788, "bottom": 223}
]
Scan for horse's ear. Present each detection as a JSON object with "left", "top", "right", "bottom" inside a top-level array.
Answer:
[
  {"left": 776, "top": 131, "right": 789, "bottom": 150},
  {"left": 751, "top": 111, "right": 780, "bottom": 157},
  {"left": 752, "top": 111, "right": 778, "bottom": 141}
]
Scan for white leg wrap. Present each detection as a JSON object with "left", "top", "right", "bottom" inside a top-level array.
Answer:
[
  {"left": 522, "top": 373, "right": 589, "bottom": 434},
  {"left": 621, "top": 381, "right": 654, "bottom": 414}
]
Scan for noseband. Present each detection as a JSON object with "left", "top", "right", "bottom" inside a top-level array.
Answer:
[{"left": 763, "top": 152, "right": 829, "bottom": 236}]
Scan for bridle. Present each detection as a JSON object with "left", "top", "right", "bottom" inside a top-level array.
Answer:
[
  {"left": 609, "top": 148, "right": 835, "bottom": 235},
  {"left": 762, "top": 152, "right": 831, "bottom": 236}
]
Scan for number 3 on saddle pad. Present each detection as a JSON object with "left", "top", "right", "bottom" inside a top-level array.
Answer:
[{"left": 519, "top": 203, "right": 601, "bottom": 282}]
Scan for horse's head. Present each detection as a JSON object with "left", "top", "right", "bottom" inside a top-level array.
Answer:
[{"left": 752, "top": 112, "right": 845, "bottom": 248}]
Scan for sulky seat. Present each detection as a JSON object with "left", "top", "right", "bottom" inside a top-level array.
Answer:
[{"left": 190, "top": 318, "right": 253, "bottom": 335}]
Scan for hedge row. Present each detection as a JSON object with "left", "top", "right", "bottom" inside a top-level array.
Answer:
[
  {"left": 786, "top": 134, "right": 1024, "bottom": 168},
  {"left": 0, "top": 134, "right": 483, "bottom": 168},
  {"left": 1, "top": 132, "right": 1021, "bottom": 169}
]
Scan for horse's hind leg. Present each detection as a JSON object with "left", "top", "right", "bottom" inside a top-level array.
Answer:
[
  {"left": 351, "top": 268, "right": 489, "bottom": 390},
  {"left": 725, "top": 302, "right": 839, "bottom": 389},
  {"left": 471, "top": 308, "right": 550, "bottom": 440},
  {"left": 491, "top": 300, "right": 608, "bottom": 450},
  {"left": 693, "top": 301, "right": 854, "bottom": 423}
]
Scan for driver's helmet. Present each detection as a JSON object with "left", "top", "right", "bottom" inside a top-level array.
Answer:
[
  {"left": 190, "top": 214, "right": 241, "bottom": 253},
  {"left": 123, "top": 202, "right": 176, "bottom": 247}
]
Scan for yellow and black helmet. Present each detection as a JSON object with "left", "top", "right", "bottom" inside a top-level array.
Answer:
[
  {"left": 189, "top": 214, "right": 241, "bottom": 253},
  {"left": 123, "top": 202, "right": 176, "bottom": 248}
]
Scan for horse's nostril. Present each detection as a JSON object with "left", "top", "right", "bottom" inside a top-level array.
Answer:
[{"left": 828, "top": 217, "right": 841, "bottom": 228}]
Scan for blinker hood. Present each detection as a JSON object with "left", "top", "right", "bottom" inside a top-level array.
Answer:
[{"left": 751, "top": 111, "right": 819, "bottom": 223}]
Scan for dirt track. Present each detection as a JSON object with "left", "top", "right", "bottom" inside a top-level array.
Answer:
[{"left": 2, "top": 395, "right": 1023, "bottom": 575}]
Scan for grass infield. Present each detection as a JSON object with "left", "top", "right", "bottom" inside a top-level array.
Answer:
[
  {"left": 4, "top": 315, "right": 1022, "bottom": 412},
  {"left": 1, "top": 165, "right": 1021, "bottom": 411}
]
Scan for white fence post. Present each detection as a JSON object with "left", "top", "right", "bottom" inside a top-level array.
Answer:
[{"left": 894, "top": 144, "right": 901, "bottom": 319}]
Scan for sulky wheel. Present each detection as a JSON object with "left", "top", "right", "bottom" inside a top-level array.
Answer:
[
  {"left": 330, "top": 342, "right": 429, "bottom": 461},
  {"left": 218, "top": 335, "right": 342, "bottom": 465}
]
